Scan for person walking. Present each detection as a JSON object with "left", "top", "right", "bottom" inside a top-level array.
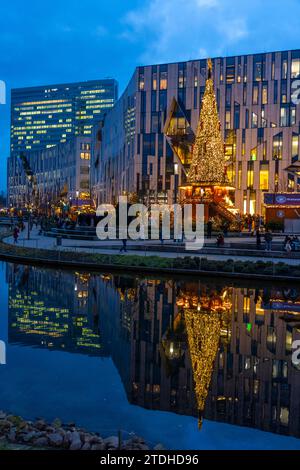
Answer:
[
  {"left": 13, "top": 226, "right": 19, "bottom": 244},
  {"left": 207, "top": 218, "right": 213, "bottom": 239},
  {"left": 264, "top": 230, "right": 273, "bottom": 252},
  {"left": 120, "top": 238, "right": 127, "bottom": 253}
]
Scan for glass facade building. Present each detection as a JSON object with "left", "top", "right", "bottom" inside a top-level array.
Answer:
[
  {"left": 10, "top": 79, "right": 118, "bottom": 156},
  {"left": 92, "top": 50, "right": 300, "bottom": 215}
]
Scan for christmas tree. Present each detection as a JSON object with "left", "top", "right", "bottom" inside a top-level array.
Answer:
[
  {"left": 188, "top": 59, "right": 229, "bottom": 186},
  {"left": 185, "top": 308, "right": 221, "bottom": 429}
]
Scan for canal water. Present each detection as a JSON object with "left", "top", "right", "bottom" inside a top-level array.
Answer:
[{"left": 0, "top": 260, "right": 300, "bottom": 450}]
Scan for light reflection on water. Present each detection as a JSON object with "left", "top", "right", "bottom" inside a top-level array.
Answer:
[{"left": 1, "top": 261, "right": 300, "bottom": 449}]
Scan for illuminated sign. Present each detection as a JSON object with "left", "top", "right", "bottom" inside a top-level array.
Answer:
[{"left": 264, "top": 193, "right": 300, "bottom": 206}]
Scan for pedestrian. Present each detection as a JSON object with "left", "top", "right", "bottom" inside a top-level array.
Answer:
[
  {"left": 216, "top": 233, "right": 224, "bottom": 247},
  {"left": 120, "top": 239, "right": 127, "bottom": 253},
  {"left": 283, "top": 235, "right": 291, "bottom": 251},
  {"left": 222, "top": 221, "right": 229, "bottom": 237},
  {"left": 256, "top": 229, "right": 261, "bottom": 249},
  {"left": 264, "top": 230, "right": 273, "bottom": 252},
  {"left": 13, "top": 226, "right": 19, "bottom": 244},
  {"left": 207, "top": 218, "right": 213, "bottom": 239}
]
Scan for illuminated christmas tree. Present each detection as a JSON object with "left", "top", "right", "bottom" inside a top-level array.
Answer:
[
  {"left": 185, "top": 308, "right": 221, "bottom": 429},
  {"left": 187, "top": 59, "right": 229, "bottom": 186}
]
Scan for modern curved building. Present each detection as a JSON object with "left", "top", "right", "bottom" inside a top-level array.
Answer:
[{"left": 92, "top": 50, "right": 300, "bottom": 216}]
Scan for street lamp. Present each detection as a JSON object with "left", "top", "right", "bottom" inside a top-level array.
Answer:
[
  {"left": 174, "top": 162, "right": 179, "bottom": 204},
  {"left": 76, "top": 190, "right": 79, "bottom": 225}
]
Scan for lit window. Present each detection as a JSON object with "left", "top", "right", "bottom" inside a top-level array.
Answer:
[
  {"left": 251, "top": 112, "right": 258, "bottom": 128},
  {"left": 247, "top": 162, "right": 254, "bottom": 189},
  {"left": 262, "top": 84, "right": 268, "bottom": 104},
  {"left": 252, "top": 84, "right": 259, "bottom": 105},
  {"left": 280, "top": 407, "right": 289, "bottom": 426},
  {"left": 291, "top": 59, "right": 300, "bottom": 78},
  {"left": 292, "top": 133, "right": 299, "bottom": 160},
  {"left": 139, "top": 74, "right": 144, "bottom": 91},
  {"left": 280, "top": 107, "right": 288, "bottom": 127},
  {"left": 251, "top": 147, "right": 257, "bottom": 161},
  {"left": 160, "top": 72, "right": 168, "bottom": 90},
  {"left": 282, "top": 59, "right": 288, "bottom": 79},
  {"left": 259, "top": 163, "right": 269, "bottom": 190},
  {"left": 152, "top": 73, "right": 157, "bottom": 90}
]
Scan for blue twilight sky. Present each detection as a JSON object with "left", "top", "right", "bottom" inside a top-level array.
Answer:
[{"left": 1, "top": 0, "right": 300, "bottom": 192}]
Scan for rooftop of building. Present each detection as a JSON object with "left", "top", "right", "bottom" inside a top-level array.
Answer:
[
  {"left": 135, "top": 47, "right": 300, "bottom": 70},
  {"left": 11, "top": 78, "right": 118, "bottom": 94}
]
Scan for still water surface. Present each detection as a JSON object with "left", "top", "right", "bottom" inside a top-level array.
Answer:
[{"left": 0, "top": 261, "right": 300, "bottom": 449}]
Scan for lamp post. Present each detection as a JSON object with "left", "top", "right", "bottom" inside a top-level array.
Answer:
[
  {"left": 174, "top": 162, "right": 179, "bottom": 204},
  {"left": 76, "top": 190, "right": 79, "bottom": 225},
  {"left": 274, "top": 154, "right": 280, "bottom": 193}
]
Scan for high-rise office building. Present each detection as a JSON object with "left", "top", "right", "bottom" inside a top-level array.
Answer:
[
  {"left": 10, "top": 79, "right": 117, "bottom": 155},
  {"left": 8, "top": 79, "right": 118, "bottom": 206}
]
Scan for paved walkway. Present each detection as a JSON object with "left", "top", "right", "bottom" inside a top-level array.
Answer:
[{"left": 4, "top": 225, "right": 300, "bottom": 266}]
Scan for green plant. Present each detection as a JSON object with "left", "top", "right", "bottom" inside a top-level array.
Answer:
[{"left": 265, "top": 220, "right": 284, "bottom": 232}]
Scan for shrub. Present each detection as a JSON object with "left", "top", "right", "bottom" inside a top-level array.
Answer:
[{"left": 265, "top": 220, "right": 284, "bottom": 232}]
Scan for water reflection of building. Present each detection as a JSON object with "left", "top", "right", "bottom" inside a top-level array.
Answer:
[
  {"left": 6, "top": 265, "right": 300, "bottom": 439},
  {"left": 122, "top": 279, "right": 300, "bottom": 438},
  {"left": 7, "top": 264, "right": 104, "bottom": 356}
]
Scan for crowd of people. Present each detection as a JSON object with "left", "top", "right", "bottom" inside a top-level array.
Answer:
[{"left": 5, "top": 210, "right": 300, "bottom": 255}]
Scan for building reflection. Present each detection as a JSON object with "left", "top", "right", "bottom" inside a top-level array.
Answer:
[
  {"left": 7, "top": 264, "right": 105, "bottom": 356},
  {"left": 6, "top": 264, "right": 300, "bottom": 438}
]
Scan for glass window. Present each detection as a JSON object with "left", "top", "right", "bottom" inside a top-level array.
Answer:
[
  {"left": 226, "top": 85, "right": 232, "bottom": 106},
  {"left": 282, "top": 59, "right": 288, "bottom": 79},
  {"left": 261, "top": 108, "right": 267, "bottom": 128},
  {"left": 225, "top": 110, "right": 231, "bottom": 129},
  {"left": 194, "top": 69, "right": 198, "bottom": 88},
  {"left": 245, "top": 109, "right": 249, "bottom": 128},
  {"left": 238, "top": 162, "right": 242, "bottom": 189},
  {"left": 251, "top": 147, "right": 257, "bottom": 161},
  {"left": 272, "top": 54, "right": 275, "bottom": 80},
  {"left": 280, "top": 106, "right": 289, "bottom": 127},
  {"left": 234, "top": 102, "right": 240, "bottom": 129},
  {"left": 160, "top": 71, "right": 168, "bottom": 90},
  {"left": 178, "top": 65, "right": 186, "bottom": 89},
  {"left": 280, "top": 407, "right": 289, "bottom": 426},
  {"left": 243, "top": 84, "right": 247, "bottom": 105},
  {"left": 252, "top": 84, "right": 259, "bottom": 105},
  {"left": 273, "top": 132, "right": 283, "bottom": 159},
  {"left": 139, "top": 73, "right": 145, "bottom": 91},
  {"left": 260, "top": 162, "right": 269, "bottom": 190},
  {"left": 251, "top": 112, "right": 258, "bottom": 128},
  {"left": 292, "top": 133, "right": 299, "bottom": 159},
  {"left": 291, "top": 58, "right": 300, "bottom": 78},
  {"left": 281, "top": 80, "right": 288, "bottom": 103},
  {"left": 80, "top": 152, "right": 90, "bottom": 160},
  {"left": 253, "top": 55, "right": 265, "bottom": 81},
  {"left": 247, "top": 161, "right": 254, "bottom": 188},
  {"left": 152, "top": 73, "right": 157, "bottom": 90},
  {"left": 243, "top": 57, "right": 247, "bottom": 82},
  {"left": 226, "top": 64, "right": 235, "bottom": 83},
  {"left": 274, "top": 80, "right": 278, "bottom": 104},
  {"left": 262, "top": 83, "right": 268, "bottom": 104},
  {"left": 291, "top": 106, "right": 296, "bottom": 125}
]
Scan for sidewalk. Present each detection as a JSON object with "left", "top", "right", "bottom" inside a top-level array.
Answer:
[{"left": 4, "top": 225, "right": 300, "bottom": 266}]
